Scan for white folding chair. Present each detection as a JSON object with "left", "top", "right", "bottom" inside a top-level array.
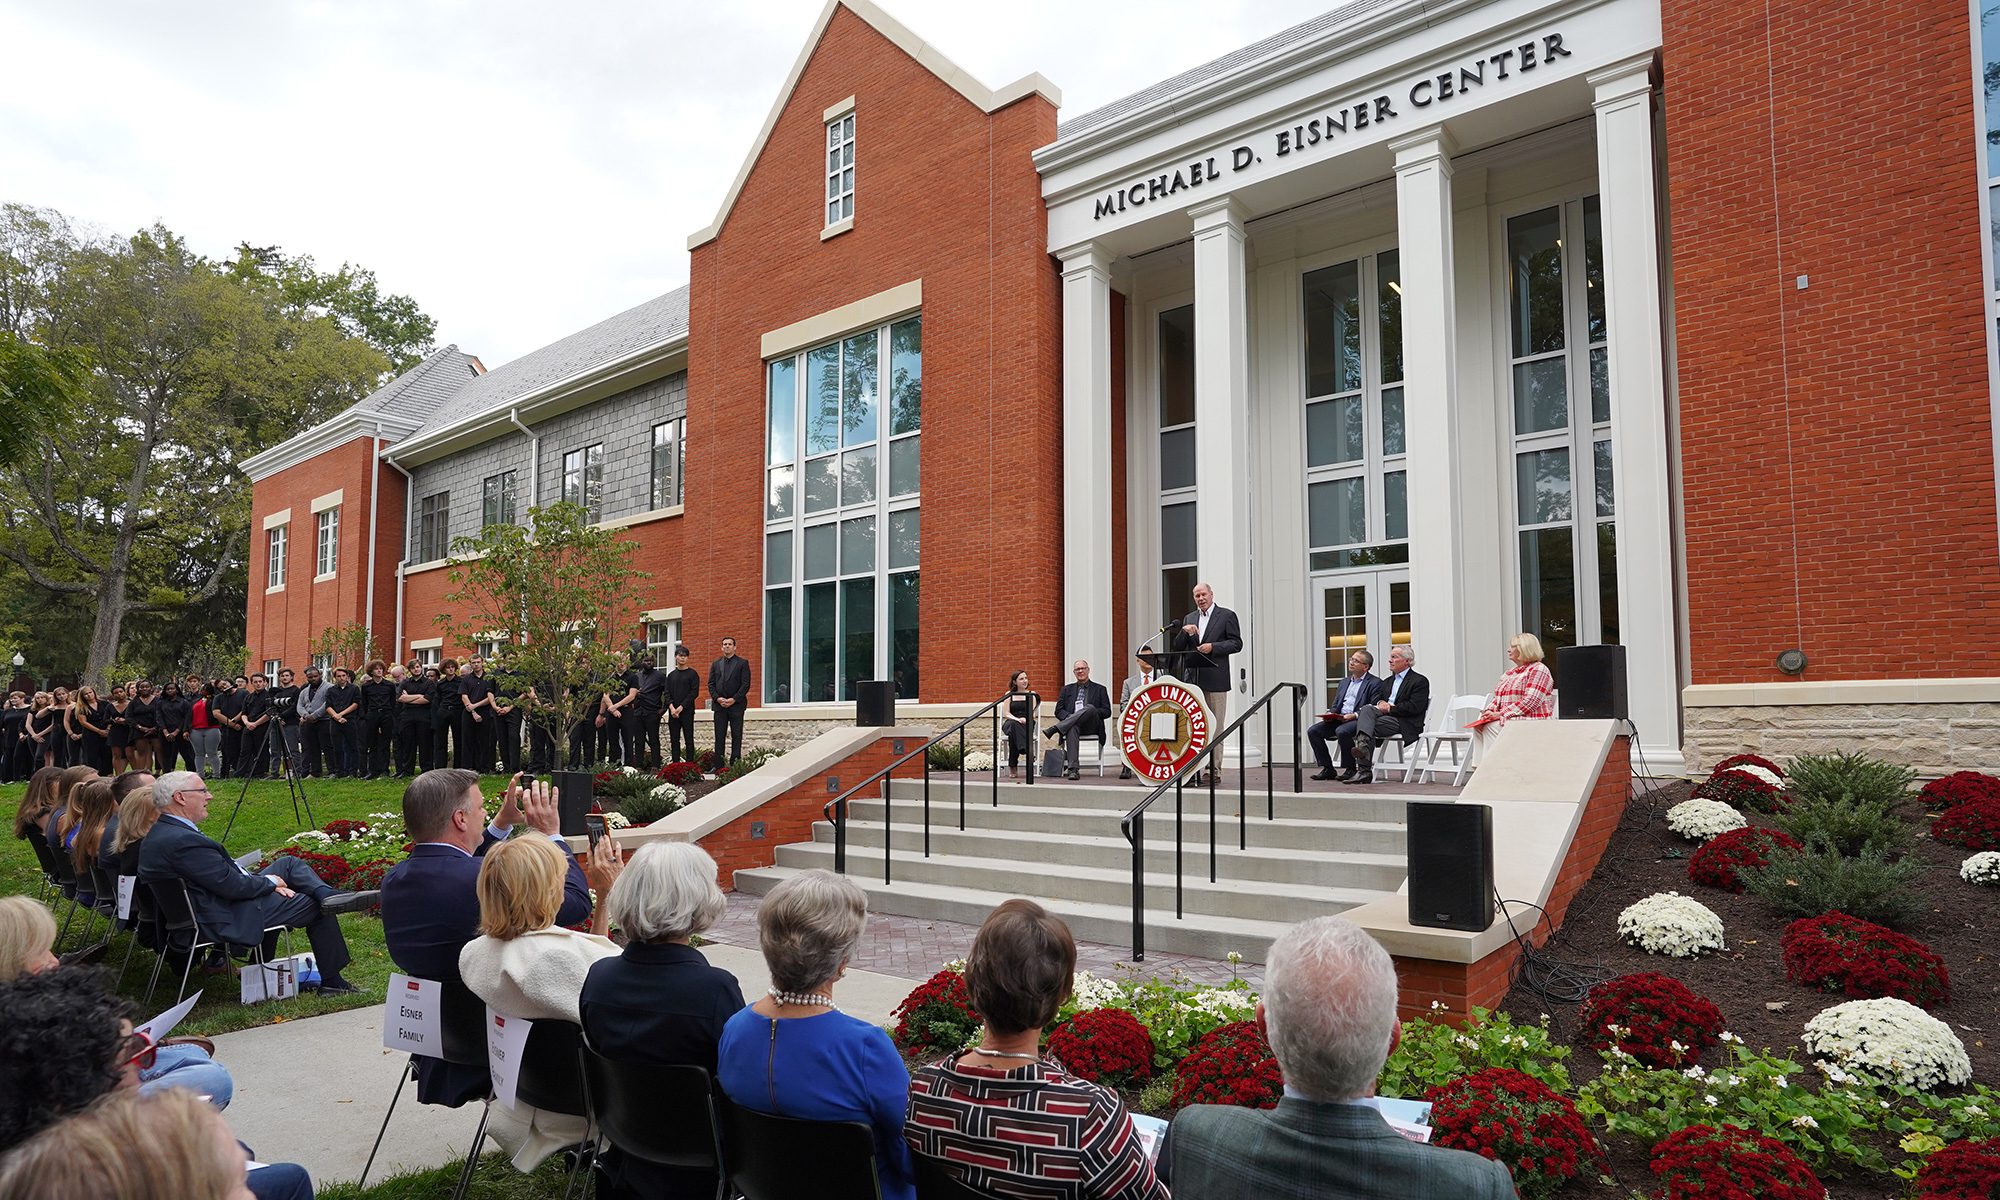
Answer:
[{"left": 1408, "top": 694, "right": 1485, "bottom": 786}]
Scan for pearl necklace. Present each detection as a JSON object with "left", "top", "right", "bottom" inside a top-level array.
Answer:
[{"left": 767, "top": 988, "right": 839, "bottom": 1013}]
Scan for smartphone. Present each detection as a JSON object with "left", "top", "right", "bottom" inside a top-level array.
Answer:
[
  {"left": 585, "top": 813, "right": 606, "bottom": 849},
  {"left": 516, "top": 772, "right": 537, "bottom": 789}
]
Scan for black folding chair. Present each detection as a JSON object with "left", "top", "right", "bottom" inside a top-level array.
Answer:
[
  {"left": 453, "top": 1018, "right": 592, "bottom": 1200},
  {"left": 579, "top": 1045, "right": 726, "bottom": 1200},
  {"left": 141, "top": 878, "right": 292, "bottom": 1006},
  {"left": 78, "top": 862, "right": 122, "bottom": 947},
  {"left": 913, "top": 1155, "right": 992, "bottom": 1200},
  {"left": 360, "top": 978, "right": 489, "bottom": 1189},
  {"left": 42, "top": 837, "right": 85, "bottom": 948},
  {"left": 25, "top": 830, "right": 63, "bottom": 902},
  {"left": 115, "top": 873, "right": 157, "bottom": 990},
  {"left": 719, "top": 1096, "right": 882, "bottom": 1200}
]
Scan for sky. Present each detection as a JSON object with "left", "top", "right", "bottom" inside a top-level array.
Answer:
[{"left": 0, "top": 0, "right": 1341, "bottom": 369}]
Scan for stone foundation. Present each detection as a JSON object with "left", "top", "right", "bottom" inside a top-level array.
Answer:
[
  {"left": 1681, "top": 680, "right": 2000, "bottom": 777},
  {"left": 741, "top": 703, "right": 1002, "bottom": 757}
]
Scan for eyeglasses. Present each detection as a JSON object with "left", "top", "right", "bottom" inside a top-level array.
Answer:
[{"left": 117, "top": 1028, "right": 157, "bottom": 1072}]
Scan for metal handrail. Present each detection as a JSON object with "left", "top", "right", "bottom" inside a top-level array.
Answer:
[
  {"left": 1117, "top": 681, "right": 1308, "bottom": 961},
  {"left": 822, "top": 690, "right": 1040, "bottom": 882}
]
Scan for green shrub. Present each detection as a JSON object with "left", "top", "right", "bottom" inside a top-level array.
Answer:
[
  {"left": 1787, "top": 751, "right": 1915, "bottom": 808},
  {"left": 716, "top": 745, "right": 781, "bottom": 785},
  {"left": 1738, "top": 844, "right": 1927, "bottom": 928},
  {"left": 1376, "top": 1006, "right": 1571, "bottom": 1098},
  {"left": 926, "top": 741, "right": 966, "bottom": 771},
  {"left": 1772, "top": 791, "right": 1911, "bottom": 858},
  {"left": 617, "top": 781, "right": 687, "bottom": 826}
]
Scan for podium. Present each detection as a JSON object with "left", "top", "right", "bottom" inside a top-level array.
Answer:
[{"left": 1129, "top": 649, "right": 1265, "bottom": 771}]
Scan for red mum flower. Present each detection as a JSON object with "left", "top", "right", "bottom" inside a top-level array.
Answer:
[
  {"left": 1170, "top": 1020, "right": 1282, "bottom": 1110},
  {"left": 1579, "top": 973, "right": 1725, "bottom": 1068},
  {"left": 1689, "top": 826, "right": 1802, "bottom": 893},
  {"left": 1914, "top": 1137, "right": 2000, "bottom": 1200},
  {"left": 1933, "top": 800, "right": 2000, "bottom": 852},
  {"left": 1650, "top": 1124, "right": 1823, "bottom": 1200},
  {"left": 1781, "top": 912, "right": 1950, "bottom": 1008},
  {"left": 1047, "top": 1008, "right": 1154, "bottom": 1089},
  {"left": 1425, "top": 1068, "right": 1598, "bottom": 1200},
  {"left": 1920, "top": 772, "right": 2000, "bottom": 812}
]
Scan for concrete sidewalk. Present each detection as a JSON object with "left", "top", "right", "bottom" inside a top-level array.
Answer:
[{"left": 212, "top": 947, "right": 919, "bottom": 1188}]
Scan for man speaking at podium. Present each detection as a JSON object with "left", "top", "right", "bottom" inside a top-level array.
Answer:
[{"left": 1174, "top": 583, "right": 1242, "bottom": 785}]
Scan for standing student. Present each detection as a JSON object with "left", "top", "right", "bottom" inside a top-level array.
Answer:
[
  {"left": 324, "top": 667, "right": 361, "bottom": 778},
  {"left": 267, "top": 669, "right": 303, "bottom": 778},
  {"left": 154, "top": 682, "right": 192, "bottom": 774},
  {"left": 126, "top": 682, "right": 160, "bottom": 774},
  {"left": 359, "top": 661, "right": 398, "bottom": 779},
  {"left": 235, "top": 675, "right": 273, "bottom": 777},
  {"left": 664, "top": 647, "right": 700, "bottom": 764},
  {"left": 47, "top": 688, "right": 71, "bottom": 768},
  {"left": 0, "top": 694, "right": 24, "bottom": 784},
  {"left": 708, "top": 637, "right": 751, "bottom": 767},
  {"left": 106, "top": 685, "right": 133, "bottom": 775},
  {"left": 295, "top": 668, "right": 329, "bottom": 777},
  {"left": 431, "top": 659, "right": 460, "bottom": 772},
  {"left": 456, "top": 658, "right": 492, "bottom": 775},
  {"left": 25, "top": 695, "right": 58, "bottom": 772},
  {"left": 189, "top": 683, "right": 222, "bottom": 778},
  {"left": 490, "top": 662, "right": 524, "bottom": 776},
  {"left": 395, "top": 660, "right": 435, "bottom": 777},
  {"left": 211, "top": 678, "right": 245, "bottom": 780},
  {"left": 70, "top": 686, "right": 110, "bottom": 776}
]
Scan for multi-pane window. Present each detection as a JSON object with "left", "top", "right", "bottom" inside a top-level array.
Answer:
[
  {"left": 562, "top": 445, "right": 604, "bottom": 521},
  {"left": 1508, "top": 197, "right": 1616, "bottom": 683},
  {"left": 646, "top": 620, "right": 681, "bottom": 660},
  {"left": 311, "top": 653, "right": 334, "bottom": 673},
  {"left": 315, "top": 507, "right": 339, "bottom": 577},
  {"left": 473, "top": 639, "right": 504, "bottom": 660},
  {"left": 418, "top": 491, "right": 450, "bottom": 562},
  {"left": 765, "top": 315, "right": 921, "bottom": 703},
  {"left": 1302, "top": 249, "right": 1408, "bottom": 571},
  {"left": 481, "top": 471, "right": 517, "bottom": 528},
  {"left": 266, "top": 524, "right": 287, "bottom": 589},
  {"left": 1157, "top": 305, "right": 1197, "bottom": 624},
  {"left": 825, "top": 112, "right": 855, "bottom": 225},
  {"left": 263, "top": 658, "right": 282, "bottom": 679},
  {"left": 414, "top": 647, "right": 441, "bottom": 669},
  {"left": 650, "top": 419, "right": 686, "bottom": 511}
]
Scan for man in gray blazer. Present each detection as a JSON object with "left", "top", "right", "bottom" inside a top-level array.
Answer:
[
  {"left": 1115, "top": 653, "right": 1161, "bottom": 779},
  {"left": 1160, "top": 916, "right": 1520, "bottom": 1200}
]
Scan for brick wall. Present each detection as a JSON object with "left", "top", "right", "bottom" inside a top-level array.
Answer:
[
  {"left": 1663, "top": 0, "right": 2000, "bottom": 683},
  {"left": 1392, "top": 736, "right": 1630, "bottom": 1024},
  {"left": 701, "top": 735, "right": 930, "bottom": 888},
  {"left": 686, "top": 4, "right": 1062, "bottom": 710}
]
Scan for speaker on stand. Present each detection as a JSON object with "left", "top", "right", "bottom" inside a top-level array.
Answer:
[
  {"left": 1556, "top": 644, "right": 1628, "bottom": 721},
  {"left": 1407, "top": 802, "right": 1494, "bottom": 932}
]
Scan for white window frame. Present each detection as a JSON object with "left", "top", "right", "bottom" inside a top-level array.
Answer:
[
  {"left": 825, "top": 111, "right": 855, "bottom": 227},
  {"left": 414, "top": 647, "right": 441, "bottom": 669},
  {"left": 266, "top": 524, "right": 287, "bottom": 590},
  {"left": 419, "top": 491, "right": 450, "bottom": 562},
  {"left": 310, "top": 653, "right": 334, "bottom": 673},
  {"left": 650, "top": 419, "right": 685, "bottom": 511},
  {"left": 262, "top": 658, "right": 282, "bottom": 680},
  {"left": 562, "top": 444, "right": 604, "bottom": 521},
  {"left": 315, "top": 507, "right": 339, "bottom": 578},
  {"left": 646, "top": 620, "right": 681, "bottom": 660}
]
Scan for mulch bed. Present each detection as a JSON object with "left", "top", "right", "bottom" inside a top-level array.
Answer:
[{"left": 1497, "top": 778, "right": 1997, "bottom": 1198}]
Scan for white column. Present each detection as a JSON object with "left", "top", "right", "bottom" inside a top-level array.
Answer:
[
  {"left": 1391, "top": 126, "right": 1465, "bottom": 712},
  {"left": 1592, "top": 57, "right": 1679, "bottom": 753},
  {"left": 1059, "top": 243, "right": 1115, "bottom": 680},
  {"left": 1189, "top": 197, "right": 1253, "bottom": 717}
]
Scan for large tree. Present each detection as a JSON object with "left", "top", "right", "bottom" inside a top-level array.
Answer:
[{"left": 0, "top": 203, "right": 433, "bottom": 683}]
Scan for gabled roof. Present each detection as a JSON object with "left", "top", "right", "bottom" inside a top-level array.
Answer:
[
  {"left": 685, "top": 0, "right": 1061, "bottom": 250},
  {"left": 240, "top": 346, "right": 484, "bottom": 481}
]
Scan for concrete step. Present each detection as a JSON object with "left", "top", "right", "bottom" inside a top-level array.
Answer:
[
  {"left": 769, "top": 836, "right": 1389, "bottom": 925},
  {"left": 844, "top": 796, "right": 1407, "bottom": 855},
  {"left": 890, "top": 777, "right": 1420, "bottom": 824},
  {"left": 817, "top": 817, "right": 1406, "bottom": 890},
  {"left": 732, "top": 863, "right": 1330, "bottom": 962}
]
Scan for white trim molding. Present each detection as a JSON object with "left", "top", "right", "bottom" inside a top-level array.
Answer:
[
  {"left": 262, "top": 509, "right": 292, "bottom": 531},
  {"left": 823, "top": 94, "right": 857, "bottom": 122},
  {"left": 642, "top": 606, "right": 685, "bottom": 622},
  {"left": 310, "top": 490, "right": 344, "bottom": 513},
  {"left": 312, "top": 572, "right": 336, "bottom": 584},
  {"left": 594, "top": 505, "right": 684, "bottom": 532},
  {"left": 761, "top": 280, "right": 922, "bottom": 360},
  {"left": 409, "top": 637, "right": 444, "bottom": 651},
  {"left": 1684, "top": 678, "right": 2000, "bottom": 707},
  {"left": 820, "top": 216, "right": 856, "bottom": 242}
]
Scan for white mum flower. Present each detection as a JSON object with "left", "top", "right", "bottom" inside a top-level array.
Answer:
[
  {"left": 1802, "top": 998, "right": 1972, "bottom": 1090},
  {"left": 648, "top": 782, "right": 689, "bottom": 807},
  {"left": 1960, "top": 852, "right": 2000, "bottom": 886},
  {"left": 963, "top": 750, "right": 995, "bottom": 772},
  {"left": 1731, "top": 764, "right": 1785, "bottom": 788},
  {"left": 1617, "top": 891, "right": 1727, "bottom": 957},
  {"left": 1791, "top": 1115, "right": 1818, "bottom": 1129},
  {"left": 1666, "top": 798, "right": 1748, "bottom": 841},
  {"left": 1704, "top": 1094, "right": 1720, "bottom": 1106}
]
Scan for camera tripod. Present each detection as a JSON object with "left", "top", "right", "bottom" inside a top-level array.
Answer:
[{"left": 220, "top": 721, "right": 316, "bottom": 848}]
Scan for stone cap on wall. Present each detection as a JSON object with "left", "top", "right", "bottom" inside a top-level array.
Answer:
[
  {"left": 1684, "top": 677, "right": 2000, "bottom": 706},
  {"left": 1341, "top": 718, "right": 1622, "bottom": 963}
]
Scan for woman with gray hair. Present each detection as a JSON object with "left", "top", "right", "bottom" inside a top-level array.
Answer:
[
  {"left": 580, "top": 841, "right": 745, "bottom": 1200},
  {"left": 716, "top": 868, "right": 914, "bottom": 1200}
]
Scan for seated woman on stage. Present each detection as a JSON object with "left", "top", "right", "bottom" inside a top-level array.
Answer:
[
  {"left": 459, "top": 833, "right": 623, "bottom": 1172},
  {"left": 1000, "top": 670, "right": 1037, "bottom": 778},
  {"left": 1471, "top": 632, "right": 1557, "bottom": 761},
  {"left": 906, "top": 899, "right": 1169, "bottom": 1200},
  {"left": 716, "top": 869, "right": 915, "bottom": 1200}
]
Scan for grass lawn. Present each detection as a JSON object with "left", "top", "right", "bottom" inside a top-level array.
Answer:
[{"left": 0, "top": 773, "right": 521, "bottom": 1038}]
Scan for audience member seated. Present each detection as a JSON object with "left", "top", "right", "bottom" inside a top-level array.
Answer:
[
  {"left": 906, "top": 898, "right": 1167, "bottom": 1200},
  {"left": 0, "top": 967, "right": 310, "bottom": 1200},
  {"left": 716, "top": 869, "right": 915, "bottom": 1200},
  {"left": 136, "top": 770, "right": 376, "bottom": 994},
  {"left": 1159, "top": 916, "right": 1517, "bottom": 1200},
  {"left": 11, "top": 765, "right": 60, "bottom": 856},
  {"left": 67, "top": 777, "right": 119, "bottom": 907},
  {"left": 0, "top": 896, "right": 233, "bottom": 1105},
  {"left": 0, "top": 1089, "right": 256, "bottom": 1200},
  {"left": 459, "top": 832, "right": 623, "bottom": 1171},
  {"left": 580, "top": 841, "right": 745, "bottom": 1200},
  {"left": 1471, "top": 633, "right": 1556, "bottom": 762},
  {"left": 380, "top": 769, "right": 591, "bottom": 1107},
  {"left": 41, "top": 764, "right": 99, "bottom": 896},
  {"left": 97, "top": 770, "right": 155, "bottom": 876}
]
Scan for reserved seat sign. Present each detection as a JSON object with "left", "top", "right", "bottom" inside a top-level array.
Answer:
[
  {"left": 485, "top": 1008, "right": 532, "bottom": 1109},
  {"left": 382, "top": 974, "right": 442, "bottom": 1056}
]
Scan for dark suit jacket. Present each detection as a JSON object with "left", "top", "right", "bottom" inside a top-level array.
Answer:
[
  {"left": 1323, "top": 673, "right": 1385, "bottom": 721},
  {"left": 1162, "top": 1098, "right": 1518, "bottom": 1200},
  {"left": 1054, "top": 680, "right": 1112, "bottom": 737},
  {"left": 1173, "top": 605, "right": 1243, "bottom": 694},
  {"left": 1376, "top": 669, "right": 1433, "bottom": 742},
  {"left": 707, "top": 656, "right": 750, "bottom": 710},
  {"left": 380, "top": 835, "right": 591, "bottom": 1105},
  {"left": 135, "top": 815, "right": 284, "bottom": 946}
]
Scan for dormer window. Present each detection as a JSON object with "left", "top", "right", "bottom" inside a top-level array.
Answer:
[{"left": 826, "top": 111, "right": 855, "bottom": 226}]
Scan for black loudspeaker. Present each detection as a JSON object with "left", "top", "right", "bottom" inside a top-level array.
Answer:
[
  {"left": 1407, "top": 802, "right": 1494, "bottom": 932},
  {"left": 855, "top": 680, "right": 896, "bottom": 728},
  {"left": 551, "top": 770, "right": 594, "bottom": 838},
  {"left": 1556, "top": 644, "right": 1629, "bottom": 720}
]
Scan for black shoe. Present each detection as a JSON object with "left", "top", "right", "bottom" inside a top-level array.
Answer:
[
  {"left": 1337, "top": 768, "right": 1357, "bottom": 782},
  {"left": 1118, "top": 767, "right": 1134, "bottom": 779},
  {"left": 1042, "top": 724, "right": 1060, "bottom": 739},
  {"left": 1344, "top": 771, "right": 1374, "bottom": 785},
  {"left": 1311, "top": 768, "right": 1338, "bottom": 781},
  {"left": 59, "top": 941, "right": 110, "bottom": 967},
  {"left": 317, "top": 980, "right": 364, "bottom": 997},
  {"left": 318, "top": 890, "right": 381, "bottom": 915},
  {"left": 1065, "top": 768, "right": 1080, "bottom": 780}
]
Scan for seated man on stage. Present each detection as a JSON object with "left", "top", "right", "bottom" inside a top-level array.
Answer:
[
  {"left": 1115, "top": 653, "right": 1163, "bottom": 779},
  {"left": 379, "top": 769, "right": 591, "bottom": 1106},
  {"left": 1348, "top": 645, "right": 1431, "bottom": 785},
  {"left": 1308, "top": 650, "right": 1382, "bottom": 782},
  {"left": 136, "top": 770, "right": 377, "bottom": 994},
  {"left": 1044, "top": 660, "right": 1112, "bottom": 780}
]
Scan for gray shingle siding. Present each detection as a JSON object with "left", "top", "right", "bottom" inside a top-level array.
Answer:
[{"left": 405, "top": 370, "right": 688, "bottom": 561}]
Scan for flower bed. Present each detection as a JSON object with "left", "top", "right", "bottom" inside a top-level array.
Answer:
[
  {"left": 1666, "top": 798, "right": 1749, "bottom": 841},
  {"left": 1920, "top": 771, "right": 2000, "bottom": 812},
  {"left": 1715, "top": 753, "right": 1787, "bottom": 784},
  {"left": 654, "top": 761, "right": 703, "bottom": 787},
  {"left": 1693, "top": 768, "right": 1788, "bottom": 813},
  {"left": 1579, "top": 973, "right": 1724, "bottom": 1069},
  {"left": 1914, "top": 1137, "right": 2000, "bottom": 1200},
  {"left": 1690, "top": 825, "right": 1803, "bottom": 893},
  {"left": 1617, "top": 891, "right": 1727, "bottom": 957},
  {"left": 1933, "top": 801, "right": 2000, "bottom": 852},
  {"left": 890, "top": 968, "right": 980, "bottom": 1053},
  {"left": 1426, "top": 1067, "right": 1598, "bottom": 1200},
  {"left": 1650, "top": 1124, "right": 1823, "bottom": 1200},
  {"left": 1780, "top": 913, "right": 1950, "bottom": 1009},
  {"left": 1800, "top": 997, "right": 1971, "bottom": 1089},
  {"left": 1047, "top": 1008, "right": 1154, "bottom": 1089},
  {"left": 257, "top": 812, "right": 412, "bottom": 898},
  {"left": 1168, "top": 1020, "right": 1282, "bottom": 1109}
]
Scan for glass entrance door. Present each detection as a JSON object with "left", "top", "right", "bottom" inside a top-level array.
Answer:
[{"left": 1317, "top": 571, "right": 1411, "bottom": 711}]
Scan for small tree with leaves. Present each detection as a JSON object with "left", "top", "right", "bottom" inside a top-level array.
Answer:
[
  {"left": 433, "top": 502, "right": 650, "bottom": 759},
  {"left": 310, "top": 620, "right": 376, "bottom": 672}
]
